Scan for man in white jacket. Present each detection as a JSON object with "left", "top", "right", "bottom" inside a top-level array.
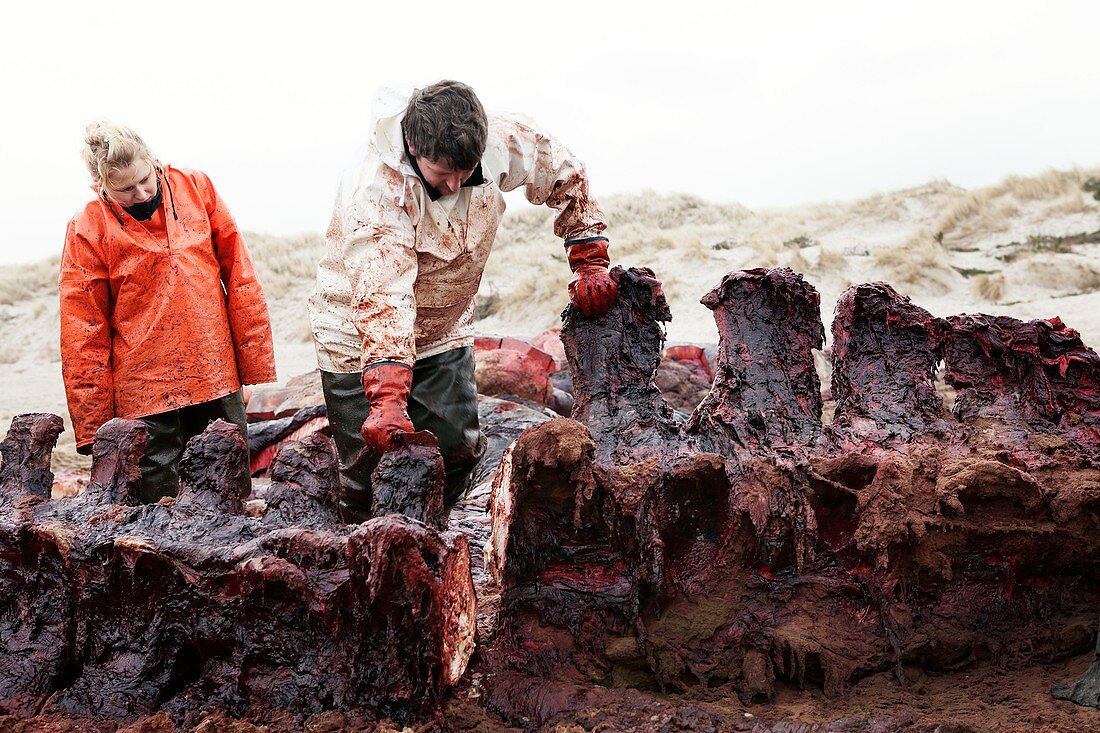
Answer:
[{"left": 309, "top": 80, "right": 617, "bottom": 522}]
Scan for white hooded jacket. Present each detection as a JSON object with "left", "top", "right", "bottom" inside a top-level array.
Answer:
[{"left": 309, "top": 89, "right": 608, "bottom": 373}]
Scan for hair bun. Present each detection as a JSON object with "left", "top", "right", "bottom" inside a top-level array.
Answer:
[{"left": 80, "top": 120, "right": 153, "bottom": 188}]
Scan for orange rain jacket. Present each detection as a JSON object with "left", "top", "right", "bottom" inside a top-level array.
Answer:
[{"left": 60, "top": 165, "right": 277, "bottom": 450}]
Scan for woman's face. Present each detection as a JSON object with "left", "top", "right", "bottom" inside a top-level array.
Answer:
[{"left": 104, "top": 159, "right": 158, "bottom": 206}]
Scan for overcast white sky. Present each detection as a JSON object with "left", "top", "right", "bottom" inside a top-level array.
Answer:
[{"left": 1, "top": 1, "right": 1097, "bottom": 265}]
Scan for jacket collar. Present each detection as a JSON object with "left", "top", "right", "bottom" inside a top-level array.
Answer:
[
  {"left": 90, "top": 163, "right": 178, "bottom": 227},
  {"left": 372, "top": 87, "right": 418, "bottom": 175}
]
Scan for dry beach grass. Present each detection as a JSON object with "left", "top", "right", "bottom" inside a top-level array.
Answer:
[{"left": 2, "top": 166, "right": 1098, "bottom": 471}]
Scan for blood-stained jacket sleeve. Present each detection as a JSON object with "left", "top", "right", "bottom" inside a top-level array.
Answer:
[
  {"left": 198, "top": 172, "right": 278, "bottom": 386},
  {"left": 490, "top": 115, "right": 608, "bottom": 241},
  {"left": 59, "top": 219, "right": 115, "bottom": 449},
  {"left": 340, "top": 167, "right": 419, "bottom": 368}
]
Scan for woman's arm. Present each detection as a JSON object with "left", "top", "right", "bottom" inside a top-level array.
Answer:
[
  {"left": 199, "top": 172, "right": 278, "bottom": 386},
  {"left": 59, "top": 219, "right": 115, "bottom": 452}
]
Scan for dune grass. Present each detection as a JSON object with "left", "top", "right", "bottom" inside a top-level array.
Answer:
[
  {"left": 814, "top": 246, "right": 848, "bottom": 274},
  {"left": 9, "top": 168, "right": 1097, "bottom": 474},
  {"left": 871, "top": 233, "right": 959, "bottom": 295},
  {"left": 242, "top": 232, "right": 325, "bottom": 299},
  {"left": 0, "top": 256, "right": 60, "bottom": 306},
  {"left": 1, "top": 165, "right": 1098, "bottom": 361},
  {"left": 973, "top": 273, "right": 1005, "bottom": 303},
  {"left": 934, "top": 168, "right": 1100, "bottom": 246}
]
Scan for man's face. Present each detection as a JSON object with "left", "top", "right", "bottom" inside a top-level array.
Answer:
[
  {"left": 104, "top": 159, "right": 158, "bottom": 206},
  {"left": 409, "top": 147, "right": 475, "bottom": 197}
]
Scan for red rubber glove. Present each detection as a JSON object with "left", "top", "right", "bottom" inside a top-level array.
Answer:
[
  {"left": 566, "top": 238, "right": 619, "bottom": 318},
  {"left": 360, "top": 363, "right": 415, "bottom": 454}
]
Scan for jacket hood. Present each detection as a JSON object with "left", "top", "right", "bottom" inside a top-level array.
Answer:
[{"left": 371, "top": 86, "right": 417, "bottom": 174}]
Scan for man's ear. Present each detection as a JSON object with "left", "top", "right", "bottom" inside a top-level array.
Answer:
[{"left": 406, "top": 138, "right": 418, "bottom": 157}]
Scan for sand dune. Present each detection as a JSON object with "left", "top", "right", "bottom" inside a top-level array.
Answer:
[{"left": 4, "top": 167, "right": 1098, "bottom": 470}]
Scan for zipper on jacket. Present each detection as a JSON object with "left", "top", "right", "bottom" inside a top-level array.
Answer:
[{"left": 162, "top": 169, "right": 179, "bottom": 221}]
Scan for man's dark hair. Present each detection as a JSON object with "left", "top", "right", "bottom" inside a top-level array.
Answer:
[{"left": 402, "top": 80, "right": 488, "bottom": 170}]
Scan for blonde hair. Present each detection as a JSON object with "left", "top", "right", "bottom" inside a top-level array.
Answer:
[{"left": 81, "top": 121, "right": 156, "bottom": 194}]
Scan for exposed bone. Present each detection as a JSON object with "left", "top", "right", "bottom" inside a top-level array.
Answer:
[
  {"left": 688, "top": 267, "right": 825, "bottom": 455},
  {"left": 488, "top": 266, "right": 1100, "bottom": 723},
  {"left": 0, "top": 412, "right": 64, "bottom": 502},
  {"left": 261, "top": 432, "right": 342, "bottom": 530},
  {"left": 3, "top": 265, "right": 1099, "bottom": 730},
  {"left": 829, "top": 282, "right": 950, "bottom": 448},
  {"left": 371, "top": 430, "right": 446, "bottom": 530},
  {"left": 0, "top": 414, "right": 474, "bottom": 727}
]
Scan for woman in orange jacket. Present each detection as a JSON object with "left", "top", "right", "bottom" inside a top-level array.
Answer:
[{"left": 60, "top": 121, "right": 277, "bottom": 502}]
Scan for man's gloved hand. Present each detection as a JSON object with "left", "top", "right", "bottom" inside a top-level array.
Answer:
[
  {"left": 360, "top": 362, "right": 415, "bottom": 454},
  {"left": 566, "top": 237, "right": 619, "bottom": 318}
]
